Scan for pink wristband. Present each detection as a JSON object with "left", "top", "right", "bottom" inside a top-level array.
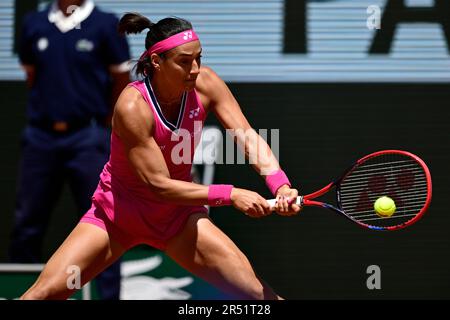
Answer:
[
  {"left": 265, "top": 169, "right": 291, "bottom": 196},
  {"left": 208, "top": 184, "right": 234, "bottom": 206}
]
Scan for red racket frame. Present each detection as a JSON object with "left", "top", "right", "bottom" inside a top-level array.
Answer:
[{"left": 283, "top": 150, "right": 432, "bottom": 231}]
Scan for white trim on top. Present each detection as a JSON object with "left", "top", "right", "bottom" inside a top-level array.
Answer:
[{"left": 143, "top": 77, "right": 187, "bottom": 132}]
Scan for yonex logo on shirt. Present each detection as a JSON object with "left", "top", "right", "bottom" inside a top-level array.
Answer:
[{"left": 189, "top": 107, "right": 200, "bottom": 119}]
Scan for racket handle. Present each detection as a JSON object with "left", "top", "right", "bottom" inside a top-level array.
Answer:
[{"left": 267, "top": 196, "right": 302, "bottom": 209}]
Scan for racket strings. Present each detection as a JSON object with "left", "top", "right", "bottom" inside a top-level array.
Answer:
[
  {"left": 338, "top": 153, "right": 429, "bottom": 228},
  {"left": 341, "top": 188, "right": 427, "bottom": 204},
  {"left": 339, "top": 165, "right": 424, "bottom": 184}
]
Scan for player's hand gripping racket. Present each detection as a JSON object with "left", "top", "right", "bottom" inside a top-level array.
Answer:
[{"left": 267, "top": 150, "right": 432, "bottom": 230}]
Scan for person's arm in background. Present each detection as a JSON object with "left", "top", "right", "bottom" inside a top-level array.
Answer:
[
  {"left": 110, "top": 68, "right": 130, "bottom": 105},
  {"left": 105, "top": 14, "right": 132, "bottom": 125},
  {"left": 108, "top": 67, "right": 131, "bottom": 125},
  {"left": 197, "top": 66, "right": 301, "bottom": 216},
  {"left": 21, "top": 65, "right": 35, "bottom": 88},
  {"left": 18, "top": 13, "right": 36, "bottom": 88}
]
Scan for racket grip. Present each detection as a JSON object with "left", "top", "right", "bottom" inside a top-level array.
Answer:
[{"left": 267, "top": 196, "right": 302, "bottom": 209}]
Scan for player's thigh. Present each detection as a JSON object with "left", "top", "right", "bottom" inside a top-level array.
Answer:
[
  {"left": 165, "top": 213, "right": 263, "bottom": 297},
  {"left": 28, "top": 223, "right": 125, "bottom": 299}
]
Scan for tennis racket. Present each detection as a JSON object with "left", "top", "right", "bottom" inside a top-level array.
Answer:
[{"left": 267, "top": 150, "right": 432, "bottom": 231}]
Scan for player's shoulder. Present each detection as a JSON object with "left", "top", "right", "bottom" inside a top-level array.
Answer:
[
  {"left": 196, "top": 65, "right": 224, "bottom": 93},
  {"left": 113, "top": 85, "right": 154, "bottom": 136},
  {"left": 115, "top": 85, "right": 151, "bottom": 119},
  {"left": 198, "top": 65, "right": 220, "bottom": 81}
]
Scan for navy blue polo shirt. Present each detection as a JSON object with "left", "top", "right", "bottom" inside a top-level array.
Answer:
[{"left": 18, "top": 4, "right": 130, "bottom": 124}]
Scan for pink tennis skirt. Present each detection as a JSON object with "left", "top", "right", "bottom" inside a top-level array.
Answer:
[{"left": 79, "top": 200, "right": 208, "bottom": 251}]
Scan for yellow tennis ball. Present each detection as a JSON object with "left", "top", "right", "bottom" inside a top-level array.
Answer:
[{"left": 374, "top": 196, "right": 396, "bottom": 217}]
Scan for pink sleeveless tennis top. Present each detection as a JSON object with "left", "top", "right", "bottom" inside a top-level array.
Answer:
[{"left": 91, "top": 78, "right": 208, "bottom": 248}]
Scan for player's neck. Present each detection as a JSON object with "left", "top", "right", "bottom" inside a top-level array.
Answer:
[
  {"left": 151, "top": 78, "right": 183, "bottom": 110},
  {"left": 155, "top": 93, "right": 183, "bottom": 113},
  {"left": 58, "top": 0, "right": 86, "bottom": 17},
  {"left": 150, "top": 79, "right": 184, "bottom": 124}
]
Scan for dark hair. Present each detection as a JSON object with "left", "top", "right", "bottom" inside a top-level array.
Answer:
[{"left": 118, "top": 13, "right": 193, "bottom": 77}]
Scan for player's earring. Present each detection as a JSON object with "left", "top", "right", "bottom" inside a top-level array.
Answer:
[{"left": 151, "top": 55, "right": 161, "bottom": 72}]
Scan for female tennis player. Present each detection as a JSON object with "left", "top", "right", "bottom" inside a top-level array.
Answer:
[{"left": 20, "top": 13, "right": 300, "bottom": 300}]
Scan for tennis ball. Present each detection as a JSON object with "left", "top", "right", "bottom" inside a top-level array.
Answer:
[{"left": 374, "top": 196, "right": 396, "bottom": 217}]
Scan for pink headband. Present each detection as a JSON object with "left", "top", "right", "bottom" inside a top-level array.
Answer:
[{"left": 139, "top": 29, "right": 199, "bottom": 60}]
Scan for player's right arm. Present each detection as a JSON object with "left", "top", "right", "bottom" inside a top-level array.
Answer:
[{"left": 112, "top": 87, "right": 269, "bottom": 217}]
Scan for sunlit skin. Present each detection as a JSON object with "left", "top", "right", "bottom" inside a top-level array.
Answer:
[
  {"left": 131, "top": 39, "right": 301, "bottom": 215},
  {"left": 19, "top": 30, "right": 300, "bottom": 300},
  {"left": 149, "top": 41, "right": 202, "bottom": 123},
  {"left": 153, "top": 41, "right": 202, "bottom": 92}
]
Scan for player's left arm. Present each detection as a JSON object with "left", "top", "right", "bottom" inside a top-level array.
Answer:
[{"left": 197, "top": 66, "right": 300, "bottom": 215}]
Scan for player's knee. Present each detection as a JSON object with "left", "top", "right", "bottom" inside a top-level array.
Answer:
[
  {"left": 222, "top": 252, "right": 266, "bottom": 300},
  {"left": 21, "top": 279, "right": 71, "bottom": 300},
  {"left": 21, "top": 284, "right": 51, "bottom": 300},
  {"left": 245, "top": 281, "right": 266, "bottom": 300}
]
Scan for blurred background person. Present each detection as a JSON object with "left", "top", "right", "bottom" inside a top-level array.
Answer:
[{"left": 8, "top": 0, "right": 130, "bottom": 300}]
